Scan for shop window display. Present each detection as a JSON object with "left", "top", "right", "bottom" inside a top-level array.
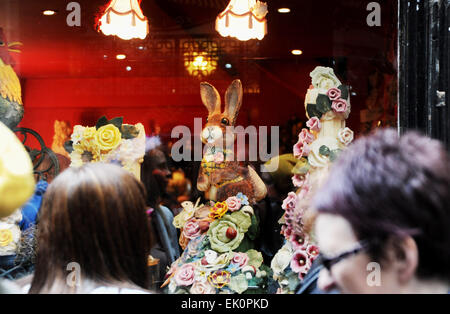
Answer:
[{"left": 1, "top": 0, "right": 447, "bottom": 295}]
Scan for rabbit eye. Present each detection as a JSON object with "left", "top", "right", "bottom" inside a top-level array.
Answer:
[
  {"left": 0, "top": 41, "right": 4, "bottom": 46},
  {"left": 221, "top": 118, "right": 230, "bottom": 125}
]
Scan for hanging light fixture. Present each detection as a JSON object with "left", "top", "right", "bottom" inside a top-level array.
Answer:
[
  {"left": 98, "top": 0, "right": 149, "bottom": 40},
  {"left": 216, "top": 0, "right": 268, "bottom": 41},
  {"left": 184, "top": 52, "right": 218, "bottom": 78}
]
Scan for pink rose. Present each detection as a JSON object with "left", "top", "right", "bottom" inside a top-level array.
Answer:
[
  {"left": 183, "top": 219, "right": 202, "bottom": 239},
  {"left": 232, "top": 252, "right": 249, "bottom": 268},
  {"left": 327, "top": 87, "right": 342, "bottom": 100},
  {"left": 213, "top": 152, "right": 224, "bottom": 163},
  {"left": 282, "top": 192, "right": 298, "bottom": 211},
  {"left": 331, "top": 99, "right": 348, "bottom": 113},
  {"left": 298, "top": 129, "right": 315, "bottom": 144},
  {"left": 174, "top": 263, "right": 196, "bottom": 286},
  {"left": 225, "top": 196, "right": 242, "bottom": 212},
  {"left": 306, "top": 117, "right": 321, "bottom": 132},
  {"left": 290, "top": 250, "right": 311, "bottom": 274},
  {"left": 292, "top": 173, "right": 309, "bottom": 188},
  {"left": 338, "top": 127, "right": 354, "bottom": 146},
  {"left": 293, "top": 141, "right": 310, "bottom": 158}
]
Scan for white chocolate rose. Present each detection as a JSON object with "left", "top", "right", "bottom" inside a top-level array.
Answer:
[
  {"left": 338, "top": 127, "right": 354, "bottom": 146},
  {"left": 310, "top": 67, "right": 342, "bottom": 92}
]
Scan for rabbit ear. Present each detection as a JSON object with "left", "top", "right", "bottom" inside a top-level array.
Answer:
[
  {"left": 200, "top": 82, "right": 221, "bottom": 115},
  {"left": 224, "top": 79, "right": 243, "bottom": 125}
]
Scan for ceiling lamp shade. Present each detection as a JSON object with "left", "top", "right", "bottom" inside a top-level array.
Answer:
[
  {"left": 216, "top": 0, "right": 268, "bottom": 41},
  {"left": 98, "top": 0, "right": 149, "bottom": 40}
]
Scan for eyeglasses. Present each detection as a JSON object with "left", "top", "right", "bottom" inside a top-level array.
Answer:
[{"left": 317, "top": 241, "right": 369, "bottom": 272}]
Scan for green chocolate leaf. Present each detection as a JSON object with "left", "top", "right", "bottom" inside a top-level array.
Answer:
[
  {"left": 316, "top": 94, "right": 332, "bottom": 113},
  {"left": 306, "top": 103, "right": 322, "bottom": 119},
  {"left": 95, "top": 116, "right": 109, "bottom": 130},
  {"left": 319, "top": 145, "right": 331, "bottom": 156}
]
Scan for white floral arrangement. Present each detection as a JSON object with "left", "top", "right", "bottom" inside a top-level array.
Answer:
[
  {"left": 0, "top": 210, "right": 22, "bottom": 256},
  {"left": 68, "top": 116, "right": 145, "bottom": 177}
]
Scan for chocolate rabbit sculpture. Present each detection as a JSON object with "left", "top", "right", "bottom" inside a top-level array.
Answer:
[{"left": 197, "top": 79, "right": 267, "bottom": 204}]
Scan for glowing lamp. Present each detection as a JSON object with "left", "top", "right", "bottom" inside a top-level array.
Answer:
[
  {"left": 98, "top": 0, "right": 149, "bottom": 40},
  {"left": 184, "top": 52, "right": 218, "bottom": 78},
  {"left": 216, "top": 0, "right": 268, "bottom": 41},
  {"left": 42, "top": 10, "right": 56, "bottom": 16}
]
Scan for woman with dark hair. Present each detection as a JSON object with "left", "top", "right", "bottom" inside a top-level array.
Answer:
[
  {"left": 313, "top": 129, "right": 450, "bottom": 294},
  {"left": 141, "top": 152, "right": 180, "bottom": 289},
  {"left": 28, "top": 163, "right": 152, "bottom": 293}
]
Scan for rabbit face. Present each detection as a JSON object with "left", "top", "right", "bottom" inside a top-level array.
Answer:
[
  {"left": 201, "top": 113, "right": 235, "bottom": 147},
  {"left": 200, "top": 80, "right": 243, "bottom": 148}
]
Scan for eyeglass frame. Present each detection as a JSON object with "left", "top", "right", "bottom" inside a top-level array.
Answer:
[{"left": 317, "top": 240, "right": 370, "bottom": 272}]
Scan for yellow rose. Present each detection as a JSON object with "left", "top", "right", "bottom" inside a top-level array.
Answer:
[
  {"left": 96, "top": 124, "right": 122, "bottom": 151},
  {"left": 0, "top": 229, "right": 13, "bottom": 247}
]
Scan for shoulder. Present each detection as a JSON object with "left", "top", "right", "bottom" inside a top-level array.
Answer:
[{"left": 159, "top": 205, "right": 174, "bottom": 220}]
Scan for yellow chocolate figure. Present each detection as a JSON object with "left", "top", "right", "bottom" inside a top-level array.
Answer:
[{"left": 0, "top": 121, "right": 34, "bottom": 219}]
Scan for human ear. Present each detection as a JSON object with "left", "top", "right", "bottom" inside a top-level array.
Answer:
[{"left": 386, "top": 236, "right": 418, "bottom": 285}]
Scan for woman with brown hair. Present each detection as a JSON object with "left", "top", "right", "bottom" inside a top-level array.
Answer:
[{"left": 28, "top": 163, "right": 153, "bottom": 294}]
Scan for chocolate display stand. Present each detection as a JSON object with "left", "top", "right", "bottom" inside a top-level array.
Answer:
[
  {"left": 270, "top": 66, "right": 354, "bottom": 294},
  {"left": 163, "top": 80, "right": 271, "bottom": 294}
]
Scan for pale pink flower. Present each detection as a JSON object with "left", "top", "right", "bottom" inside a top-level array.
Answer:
[
  {"left": 291, "top": 173, "right": 309, "bottom": 188},
  {"left": 338, "top": 127, "right": 354, "bottom": 146},
  {"left": 232, "top": 252, "right": 249, "bottom": 268},
  {"left": 282, "top": 192, "right": 298, "bottom": 211},
  {"left": 331, "top": 99, "right": 348, "bottom": 113},
  {"left": 306, "top": 117, "right": 322, "bottom": 132},
  {"left": 174, "top": 263, "right": 196, "bottom": 286},
  {"left": 225, "top": 196, "right": 242, "bottom": 212},
  {"left": 183, "top": 219, "right": 202, "bottom": 239},
  {"left": 298, "top": 129, "right": 315, "bottom": 144},
  {"left": 189, "top": 281, "right": 216, "bottom": 294},
  {"left": 293, "top": 141, "right": 310, "bottom": 158},
  {"left": 327, "top": 87, "right": 342, "bottom": 100}
]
